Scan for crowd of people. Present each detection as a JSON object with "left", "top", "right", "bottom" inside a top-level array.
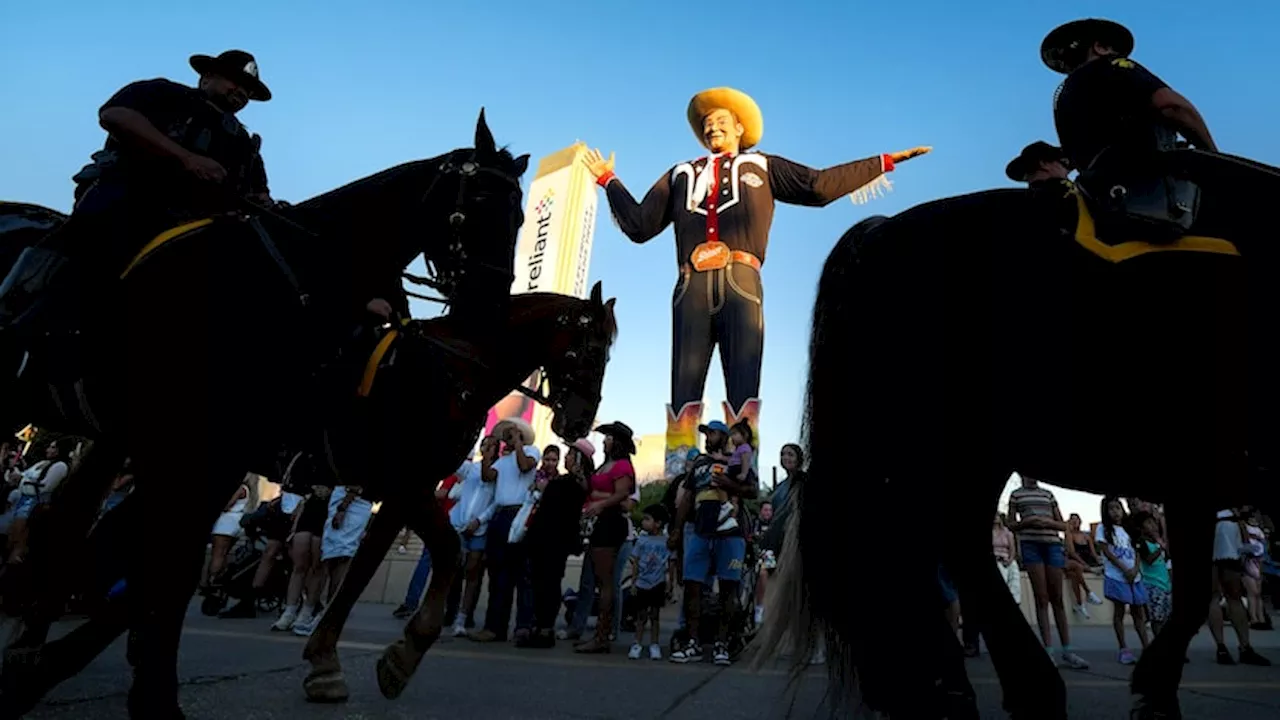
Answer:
[
  {"left": 958, "top": 475, "right": 1275, "bottom": 671},
  {"left": 181, "top": 413, "right": 803, "bottom": 667}
]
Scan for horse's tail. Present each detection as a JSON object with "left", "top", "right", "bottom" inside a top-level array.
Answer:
[{"left": 752, "top": 215, "right": 889, "bottom": 717}]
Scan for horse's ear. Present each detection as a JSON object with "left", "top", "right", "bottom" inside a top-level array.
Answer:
[
  {"left": 590, "top": 281, "right": 603, "bottom": 304},
  {"left": 513, "top": 154, "right": 530, "bottom": 176},
  {"left": 604, "top": 297, "right": 616, "bottom": 311},
  {"left": 475, "top": 108, "right": 496, "bottom": 154}
]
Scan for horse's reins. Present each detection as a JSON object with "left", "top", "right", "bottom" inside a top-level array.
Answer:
[{"left": 418, "top": 152, "right": 522, "bottom": 302}]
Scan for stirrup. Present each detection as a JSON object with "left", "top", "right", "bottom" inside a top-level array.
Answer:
[{"left": 0, "top": 246, "right": 72, "bottom": 332}]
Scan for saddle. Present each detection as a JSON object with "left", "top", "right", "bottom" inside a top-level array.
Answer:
[{"left": 1074, "top": 133, "right": 1201, "bottom": 244}]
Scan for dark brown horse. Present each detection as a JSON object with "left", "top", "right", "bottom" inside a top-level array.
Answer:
[
  {"left": 758, "top": 151, "right": 1280, "bottom": 720},
  {"left": 300, "top": 286, "right": 618, "bottom": 703},
  {"left": 0, "top": 111, "right": 530, "bottom": 719}
]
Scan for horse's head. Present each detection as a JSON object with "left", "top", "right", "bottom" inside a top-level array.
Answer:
[
  {"left": 418, "top": 110, "right": 529, "bottom": 323},
  {"left": 286, "top": 110, "right": 529, "bottom": 322},
  {"left": 538, "top": 281, "right": 618, "bottom": 441}
]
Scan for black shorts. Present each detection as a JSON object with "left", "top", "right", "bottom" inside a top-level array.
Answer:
[
  {"left": 634, "top": 582, "right": 667, "bottom": 612},
  {"left": 588, "top": 512, "right": 628, "bottom": 549},
  {"left": 1214, "top": 558, "right": 1245, "bottom": 574},
  {"left": 262, "top": 510, "right": 292, "bottom": 543},
  {"left": 295, "top": 495, "right": 328, "bottom": 537}
]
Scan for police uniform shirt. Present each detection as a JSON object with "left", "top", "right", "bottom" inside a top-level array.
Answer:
[
  {"left": 603, "top": 152, "right": 889, "bottom": 266},
  {"left": 96, "top": 78, "right": 268, "bottom": 197},
  {"left": 1053, "top": 57, "right": 1170, "bottom": 172}
]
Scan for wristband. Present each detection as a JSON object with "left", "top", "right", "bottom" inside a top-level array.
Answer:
[
  {"left": 596, "top": 171, "right": 616, "bottom": 187},
  {"left": 881, "top": 154, "right": 895, "bottom": 172}
]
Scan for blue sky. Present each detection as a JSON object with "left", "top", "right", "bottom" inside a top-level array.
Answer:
[{"left": 3, "top": 1, "right": 1276, "bottom": 520}]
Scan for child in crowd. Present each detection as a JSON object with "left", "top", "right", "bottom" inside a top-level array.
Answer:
[
  {"left": 1096, "top": 496, "right": 1150, "bottom": 665},
  {"left": 1133, "top": 510, "right": 1172, "bottom": 639},
  {"left": 710, "top": 420, "right": 756, "bottom": 533},
  {"left": 628, "top": 504, "right": 673, "bottom": 660}
]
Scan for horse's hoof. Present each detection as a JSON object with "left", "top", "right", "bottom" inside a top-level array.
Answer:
[
  {"left": 302, "top": 668, "right": 349, "bottom": 703},
  {"left": 375, "top": 640, "right": 420, "bottom": 700},
  {"left": 1131, "top": 694, "right": 1182, "bottom": 720}
]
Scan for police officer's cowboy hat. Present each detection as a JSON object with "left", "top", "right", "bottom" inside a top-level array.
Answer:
[
  {"left": 1040, "top": 18, "right": 1135, "bottom": 75},
  {"left": 189, "top": 50, "right": 272, "bottom": 101},
  {"left": 1005, "top": 141, "right": 1073, "bottom": 182},
  {"left": 687, "top": 87, "right": 764, "bottom": 150}
]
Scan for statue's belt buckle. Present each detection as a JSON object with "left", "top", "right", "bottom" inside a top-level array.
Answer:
[
  {"left": 689, "top": 243, "right": 761, "bottom": 272},
  {"left": 690, "top": 241, "right": 731, "bottom": 271}
]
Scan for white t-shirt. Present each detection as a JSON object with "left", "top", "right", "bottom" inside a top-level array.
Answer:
[
  {"left": 1095, "top": 524, "right": 1137, "bottom": 582},
  {"left": 18, "top": 460, "right": 68, "bottom": 497},
  {"left": 492, "top": 445, "right": 541, "bottom": 507},
  {"left": 1213, "top": 510, "right": 1244, "bottom": 561}
]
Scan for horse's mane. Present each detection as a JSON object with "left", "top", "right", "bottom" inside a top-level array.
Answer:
[
  {"left": 508, "top": 292, "right": 618, "bottom": 343},
  {"left": 293, "top": 147, "right": 518, "bottom": 211}
]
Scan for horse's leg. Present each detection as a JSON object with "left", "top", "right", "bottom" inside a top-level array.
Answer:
[
  {"left": 947, "top": 471, "right": 1066, "bottom": 720},
  {"left": 301, "top": 497, "right": 406, "bottom": 703},
  {"left": 1129, "top": 501, "right": 1214, "bottom": 719},
  {"left": 126, "top": 458, "right": 244, "bottom": 720},
  {"left": 376, "top": 500, "right": 459, "bottom": 700}
]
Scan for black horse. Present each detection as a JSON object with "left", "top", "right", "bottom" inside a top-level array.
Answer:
[
  {"left": 0, "top": 110, "right": 530, "bottom": 719},
  {"left": 757, "top": 152, "right": 1280, "bottom": 720}
]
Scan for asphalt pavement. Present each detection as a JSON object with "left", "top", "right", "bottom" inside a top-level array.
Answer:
[{"left": 14, "top": 601, "right": 1280, "bottom": 719}]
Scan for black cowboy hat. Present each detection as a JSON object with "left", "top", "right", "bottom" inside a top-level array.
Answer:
[
  {"left": 1005, "top": 141, "right": 1073, "bottom": 182},
  {"left": 595, "top": 421, "right": 636, "bottom": 455},
  {"left": 189, "top": 50, "right": 271, "bottom": 101},
  {"left": 1040, "top": 18, "right": 1134, "bottom": 75}
]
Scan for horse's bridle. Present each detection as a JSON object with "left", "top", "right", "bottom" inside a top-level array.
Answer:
[
  {"left": 514, "top": 309, "right": 609, "bottom": 412},
  {"left": 409, "top": 152, "right": 522, "bottom": 304}
]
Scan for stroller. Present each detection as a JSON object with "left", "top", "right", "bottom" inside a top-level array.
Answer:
[{"left": 199, "top": 503, "right": 292, "bottom": 617}]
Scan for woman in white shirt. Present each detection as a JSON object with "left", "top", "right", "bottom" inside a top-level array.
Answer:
[{"left": 4, "top": 440, "right": 69, "bottom": 564}]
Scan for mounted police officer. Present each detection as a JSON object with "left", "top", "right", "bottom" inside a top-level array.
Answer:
[
  {"left": 1005, "top": 141, "right": 1073, "bottom": 192},
  {"left": 1042, "top": 18, "right": 1216, "bottom": 240},
  {"left": 0, "top": 50, "right": 276, "bottom": 330}
]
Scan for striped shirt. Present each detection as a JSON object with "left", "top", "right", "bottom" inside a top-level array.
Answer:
[{"left": 1008, "top": 484, "right": 1062, "bottom": 545}]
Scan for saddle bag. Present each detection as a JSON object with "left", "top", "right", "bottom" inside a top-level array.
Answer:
[{"left": 1079, "top": 140, "right": 1201, "bottom": 244}]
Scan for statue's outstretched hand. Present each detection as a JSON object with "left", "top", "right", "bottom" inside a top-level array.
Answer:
[
  {"left": 889, "top": 146, "right": 932, "bottom": 164},
  {"left": 581, "top": 148, "right": 616, "bottom": 179}
]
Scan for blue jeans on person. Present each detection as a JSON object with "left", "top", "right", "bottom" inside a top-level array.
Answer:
[
  {"left": 569, "top": 538, "right": 635, "bottom": 636},
  {"left": 404, "top": 549, "right": 432, "bottom": 607},
  {"left": 483, "top": 506, "right": 533, "bottom": 638},
  {"left": 402, "top": 543, "right": 465, "bottom": 624}
]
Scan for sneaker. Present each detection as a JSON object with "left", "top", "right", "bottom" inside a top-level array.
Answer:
[
  {"left": 556, "top": 628, "right": 581, "bottom": 641},
  {"left": 713, "top": 641, "right": 731, "bottom": 666},
  {"left": 1118, "top": 648, "right": 1137, "bottom": 665},
  {"left": 469, "top": 629, "right": 500, "bottom": 643},
  {"left": 292, "top": 608, "right": 323, "bottom": 637},
  {"left": 1073, "top": 603, "right": 1091, "bottom": 619},
  {"left": 649, "top": 643, "right": 663, "bottom": 660},
  {"left": 1086, "top": 591, "right": 1103, "bottom": 605},
  {"left": 1059, "top": 649, "right": 1090, "bottom": 670},
  {"left": 628, "top": 643, "right": 643, "bottom": 659},
  {"left": 670, "top": 639, "right": 703, "bottom": 664},
  {"left": 391, "top": 603, "right": 416, "bottom": 619},
  {"left": 289, "top": 607, "right": 315, "bottom": 635},
  {"left": 271, "top": 606, "right": 298, "bottom": 632},
  {"left": 451, "top": 621, "right": 467, "bottom": 638}
]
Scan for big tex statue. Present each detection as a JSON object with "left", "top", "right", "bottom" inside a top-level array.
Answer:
[{"left": 583, "top": 88, "right": 931, "bottom": 474}]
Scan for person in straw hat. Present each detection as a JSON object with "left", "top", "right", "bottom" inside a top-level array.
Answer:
[
  {"left": 471, "top": 416, "right": 541, "bottom": 644},
  {"left": 1042, "top": 17, "right": 1217, "bottom": 175},
  {"left": 580, "top": 88, "right": 931, "bottom": 482}
]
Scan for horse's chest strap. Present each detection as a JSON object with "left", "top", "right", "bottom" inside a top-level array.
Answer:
[{"left": 247, "top": 216, "right": 309, "bottom": 307}]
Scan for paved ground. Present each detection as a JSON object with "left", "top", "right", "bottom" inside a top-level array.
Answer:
[{"left": 14, "top": 601, "right": 1280, "bottom": 719}]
